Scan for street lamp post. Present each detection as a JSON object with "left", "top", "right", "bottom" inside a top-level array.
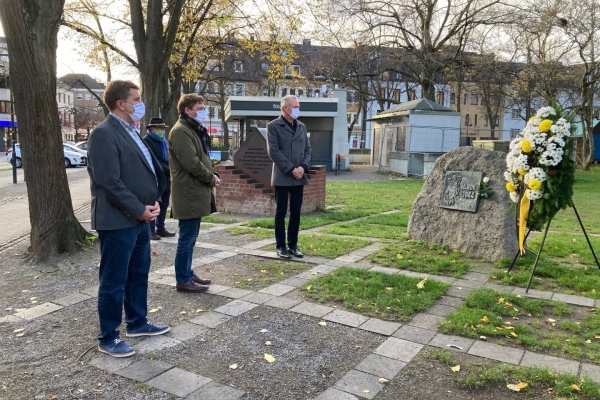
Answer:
[{"left": 10, "top": 84, "right": 17, "bottom": 184}]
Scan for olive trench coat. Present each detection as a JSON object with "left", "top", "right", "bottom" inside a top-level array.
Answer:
[
  {"left": 266, "top": 116, "right": 312, "bottom": 186},
  {"left": 168, "top": 118, "right": 216, "bottom": 220}
]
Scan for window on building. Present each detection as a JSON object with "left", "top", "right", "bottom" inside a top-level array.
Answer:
[
  {"left": 298, "top": 89, "right": 304, "bottom": 96},
  {"left": 233, "top": 60, "right": 244, "bottom": 73},
  {"left": 67, "top": 95, "right": 71, "bottom": 104},
  {"left": 470, "top": 94, "right": 478, "bottom": 105},
  {"left": 481, "top": 96, "right": 486, "bottom": 106},
  {"left": 85, "top": 94, "right": 91, "bottom": 100},
  {"left": 281, "top": 87, "right": 288, "bottom": 96},
  {"left": 285, "top": 65, "right": 301, "bottom": 77},
  {"left": 450, "top": 92, "right": 455, "bottom": 104},
  {"left": 290, "top": 88, "right": 296, "bottom": 95},
  {"left": 494, "top": 115, "right": 500, "bottom": 125},
  {"left": 436, "top": 91, "right": 445, "bottom": 104},
  {"left": 217, "top": 107, "right": 223, "bottom": 119},
  {"left": 235, "top": 84, "right": 244, "bottom": 96},
  {"left": 314, "top": 89, "right": 320, "bottom": 97},
  {"left": 511, "top": 109, "right": 520, "bottom": 119},
  {"left": 392, "top": 89, "right": 400, "bottom": 103},
  {"left": 262, "top": 85, "right": 268, "bottom": 96},
  {"left": 465, "top": 114, "right": 470, "bottom": 126},
  {"left": 474, "top": 114, "right": 478, "bottom": 126},
  {"left": 484, "top": 115, "right": 488, "bottom": 126},
  {"left": 76, "top": 94, "right": 83, "bottom": 100},
  {"left": 0, "top": 101, "right": 8, "bottom": 113},
  {"left": 464, "top": 93, "right": 467, "bottom": 104},
  {"left": 407, "top": 90, "right": 416, "bottom": 101},
  {"left": 511, "top": 128, "right": 520, "bottom": 138}
]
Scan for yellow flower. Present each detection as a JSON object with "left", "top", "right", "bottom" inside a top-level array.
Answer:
[
  {"left": 528, "top": 179, "right": 543, "bottom": 191},
  {"left": 539, "top": 119, "right": 552, "bottom": 132},
  {"left": 506, "top": 182, "right": 518, "bottom": 192},
  {"left": 521, "top": 140, "right": 533, "bottom": 153},
  {"left": 517, "top": 168, "right": 528, "bottom": 176}
]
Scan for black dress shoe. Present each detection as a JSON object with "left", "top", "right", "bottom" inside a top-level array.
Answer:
[
  {"left": 192, "top": 274, "right": 212, "bottom": 285},
  {"left": 156, "top": 229, "right": 176, "bottom": 237},
  {"left": 176, "top": 280, "right": 209, "bottom": 293},
  {"left": 277, "top": 247, "right": 291, "bottom": 259},
  {"left": 150, "top": 232, "right": 161, "bottom": 241},
  {"left": 288, "top": 247, "right": 304, "bottom": 258}
]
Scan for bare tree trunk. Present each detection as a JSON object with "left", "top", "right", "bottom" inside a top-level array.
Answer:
[{"left": 0, "top": 0, "right": 88, "bottom": 262}]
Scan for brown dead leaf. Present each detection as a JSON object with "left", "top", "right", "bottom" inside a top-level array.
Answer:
[{"left": 151, "top": 251, "right": 158, "bottom": 256}]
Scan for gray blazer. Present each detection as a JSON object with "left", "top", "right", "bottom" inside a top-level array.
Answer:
[
  {"left": 266, "top": 116, "right": 312, "bottom": 186},
  {"left": 87, "top": 115, "right": 167, "bottom": 231}
]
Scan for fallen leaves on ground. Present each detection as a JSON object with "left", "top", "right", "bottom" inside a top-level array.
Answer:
[
  {"left": 546, "top": 318, "right": 556, "bottom": 326},
  {"left": 151, "top": 251, "right": 158, "bottom": 256},
  {"left": 265, "top": 341, "right": 272, "bottom": 346},
  {"left": 416, "top": 278, "right": 427, "bottom": 289},
  {"left": 264, "top": 353, "right": 275, "bottom": 363},
  {"left": 378, "top": 378, "right": 389, "bottom": 384},
  {"left": 507, "top": 382, "right": 528, "bottom": 392},
  {"left": 259, "top": 329, "right": 268, "bottom": 333},
  {"left": 571, "top": 384, "right": 580, "bottom": 392},
  {"left": 318, "top": 321, "right": 327, "bottom": 326},
  {"left": 450, "top": 365, "right": 460, "bottom": 373},
  {"left": 481, "top": 316, "right": 490, "bottom": 323},
  {"left": 229, "top": 364, "right": 238, "bottom": 369}
]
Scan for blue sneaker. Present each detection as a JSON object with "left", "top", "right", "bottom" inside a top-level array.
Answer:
[
  {"left": 98, "top": 338, "right": 135, "bottom": 358},
  {"left": 126, "top": 321, "right": 170, "bottom": 337}
]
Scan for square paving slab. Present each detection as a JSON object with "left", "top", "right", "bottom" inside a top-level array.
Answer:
[
  {"left": 115, "top": 359, "right": 173, "bottom": 382},
  {"left": 263, "top": 296, "right": 302, "bottom": 310},
  {"left": 259, "top": 283, "right": 296, "bottom": 296},
  {"left": 374, "top": 337, "right": 423, "bottom": 362},
  {"left": 358, "top": 318, "right": 402, "bottom": 336},
  {"left": 428, "top": 333, "right": 474, "bottom": 352},
  {"left": 290, "top": 301, "right": 334, "bottom": 318},
  {"left": 214, "top": 300, "right": 259, "bottom": 316},
  {"left": 52, "top": 292, "right": 91, "bottom": 306},
  {"left": 166, "top": 322, "right": 208, "bottom": 341},
  {"left": 187, "top": 381, "right": 246, "bottom": 400},
  {"left": 315, "top": 388, "right": 359, "bottom": 399},
  {"left": 520, "top": 351, "right": 580, "bottom": 375},
  {"left": 392, "top": 325, "right": 436, "bottom": 345},
  {"left": 333, "top": 369, "right": 385, "bottom": 399},
  {"left": 406, "top": 313, "right": 445, "bottom": 331},
  {"left": 324, "top": 309, "right": 369, "bottom": 327},
  {"left": 468, "top": 341, "right": 523, "bottom": 365},
  {"left": 190, "top": 311, "right": 232, "bottom": 328},
  {"left": 354, "top": 353, "right": 407, "bottom": 380},
  {"left": 145, "top": 368, "right": 212, "bottom": 397}
]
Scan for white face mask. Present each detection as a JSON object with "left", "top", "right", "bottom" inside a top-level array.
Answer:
[
  {"left": 126, "top": 102, "right": 145, "bottom": 121},
  {"left": 290, "top": 107, "right": 300, "bottom": 119},
  {"left": 194, "top": 109, "right": 207, "bottom": 124}
]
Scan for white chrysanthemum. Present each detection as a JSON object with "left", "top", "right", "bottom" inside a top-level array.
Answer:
[
  {"left": 504, "top": 171, "right": 514, "bottom": 181},
  {"left": 538, "top": 148, "right": 564, "bottom": 166},
  {"left": 536, "top": 107, "right": 556, "bottom": 118},
  {"left": 549, "top": 136, "right": 565, "bottom": 148},
  {"left": 528, "top": 167, "right": 547, "bottom": 182},
  {"left": 526, "top": 189, "right": 545, "bottom": 200},
  {"left": 510, "top": 191, "right": 520, "bottom": 203},
  {"left": 515, "top": 154, "right": 529, "bottom": 170}
]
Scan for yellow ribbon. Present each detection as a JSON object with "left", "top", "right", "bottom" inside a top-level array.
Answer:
[{"left": 518, "top": 190, "right": 530, "bottom": 255}]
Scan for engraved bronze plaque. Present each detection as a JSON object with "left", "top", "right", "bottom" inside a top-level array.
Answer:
[
  {"left": 440, "top": 171, "right": 482, "bottom": 213},
  {"left": 233, "top": 127, "right": 273, "bottom": 188}
]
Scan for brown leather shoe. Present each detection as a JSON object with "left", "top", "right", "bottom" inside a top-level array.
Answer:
[
  {"left": 192, "top": 274, "right": 211, "bottom": 285},
  {"left": 156, "top": 229, "right": 176, "bottom": 237},
  {"left": 176, "top": 280, "right": 209, "bottom": 292}
]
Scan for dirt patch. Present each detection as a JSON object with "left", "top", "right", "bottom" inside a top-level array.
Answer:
[{"left": 156, "top": 305, "right": 386, "bottom": 399}]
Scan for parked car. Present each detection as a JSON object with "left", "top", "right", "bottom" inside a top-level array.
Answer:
[
  {"left": 63, "top": 143, "right": 87, "bottom": 165},
  {"left": 75, "top": 141, "right": 88, "bottom": 151},
  {"left": 6, "top": 143, "right": 86, "bottom": 168}
]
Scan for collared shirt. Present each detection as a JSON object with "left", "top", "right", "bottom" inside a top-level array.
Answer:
[
  {"left": 283, "top": 116, "right": 297, "bottom": 134},
  {"left": 110, "top": 112, "right": 156, "bottom": 176}
]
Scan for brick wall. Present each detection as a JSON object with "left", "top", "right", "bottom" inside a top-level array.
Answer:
[{"left": 215, "top": 165, "right": 326, "bottom": 216}]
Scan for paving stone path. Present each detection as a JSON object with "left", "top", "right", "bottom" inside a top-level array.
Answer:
[{"left": 3, "top": 213, "right": 600, "bottom": 399}]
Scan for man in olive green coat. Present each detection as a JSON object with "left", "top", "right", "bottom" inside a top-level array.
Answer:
[{"left": 168, "top": 94, "right": 220, "bottom": 293}]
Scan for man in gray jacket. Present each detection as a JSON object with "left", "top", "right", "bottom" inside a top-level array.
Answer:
[
  {"left": 88, "top": 80, "right": 169, "bottom": 357},
  {"left": 266, "top": 95, "right": 312, "bottom": 259}
]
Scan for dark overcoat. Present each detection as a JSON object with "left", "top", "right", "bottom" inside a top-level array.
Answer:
[{"left": 266, "top": 116, "right": 312, "bottom": 186}]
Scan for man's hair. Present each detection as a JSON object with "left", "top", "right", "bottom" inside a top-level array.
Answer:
[
  {"left": 281, "top": 95, "right": 297, "bottom": 109},
  {"left": 178, "top": 94, "right": 205, "bottom": 114},
  {"left": 104, "top": 80, "right": 140, "bottom": 110}
]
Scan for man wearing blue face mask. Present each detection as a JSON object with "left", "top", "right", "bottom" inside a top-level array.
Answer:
[
  {"left": 266, "top": 95, "right": 312, "bottom": 259},
  {"left": 168, "top": 94, "right": 219, "bottom": 293},
  {"left": 87, "top": 80, "right": 169, "bottom": 357},
  {"left": 143, "top": 117, "right": 176, "bottom": 240}
]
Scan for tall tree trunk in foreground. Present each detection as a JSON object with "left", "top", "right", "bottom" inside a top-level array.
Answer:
[{"left": 0, "top": 0, "right": 88, "bottom": 262}]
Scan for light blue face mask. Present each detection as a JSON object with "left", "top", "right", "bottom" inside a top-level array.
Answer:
[
  {"left": 195, "top": 109, "right": 207, "bottom": 124},
  {"left": 291, "top": 107, "right": 300, "bottom": 119},
  {"left": 126, "top": 101, "right": 146, "bottom": 121}
]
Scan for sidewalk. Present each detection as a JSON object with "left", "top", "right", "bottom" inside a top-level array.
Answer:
[{"left": 0, "top": 171, "right": 91, "bottom": 245}]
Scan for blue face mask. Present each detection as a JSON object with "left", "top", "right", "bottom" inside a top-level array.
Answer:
[
  {"left": 194, "top": 109, "right": 207, "bottom": 124},
  {"left": 126, "top": 102, "right": 146, "bottom": 121},
  {"left": 291, "top": 107, "right": 300, "bottom": 119}
]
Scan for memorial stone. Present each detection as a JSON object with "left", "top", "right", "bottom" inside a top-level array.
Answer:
[
  {"left": 233, "top": 128, "right": 272, "bottom": 188},
  {"left": 407, "top": 146, "right": 518, "bottom": 261}
]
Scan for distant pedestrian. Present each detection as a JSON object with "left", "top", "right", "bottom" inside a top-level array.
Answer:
[
  {"left": 168, "top": 94, "right": 219, "bottom": 293},
  {"left": 266, "top": 95, "right": 312, "bottom": 259},
  {"left": 87, "top": 80, "right": 170, "bottom": 357},
  {"left": 143, "top": 117, "right": 176, "bottom": 240}
]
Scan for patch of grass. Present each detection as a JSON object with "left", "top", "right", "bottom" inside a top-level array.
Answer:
[
  {"left": 320, "top": 210, "right": 410, "bottom": 240},
  {"left": 456, "top": 362, "right": 600, "bottom": 398},
  {"left": 301, "top": 267, "right": 449, "bottom": 322},
  {"left": 226, "top": 226, "right": 273, "bottom": 241},
  {"left": 235, "top": 259, "right": 310, "bottom": 289},
  {"left": 493, "top": 254, "right": 600, "bottom": 299},
  {"left": 326, "top": 181, "right": 423, "bottom": 214},
  {"left": 202, "top": 215, "right": 238, "bottom": 224},
  {"left": 135, "top": 383, "right": 156, "bottom": 391},
  {"left": 244, "top": 210, "right": 369, "bottom": 230},
  {"left": 434, "top": 349, "right": 458, "bottom": 366},
  {"left": 527, "top": 231, "right": 600, "bottom": 266},
  {"left": 439, "top": 288, "right": 600, "bottom": 364},
  {"left": 371, "top": 240, "right": 471, "bottom": 278},
  {"left": 294, "top": 234, "right": 371, "bottom": 259}
]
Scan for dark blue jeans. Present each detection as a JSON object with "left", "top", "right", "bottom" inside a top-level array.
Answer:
[
  {"left": 274, "top": 185, "right": 304, "bottom": 249},
  {"left": 150, "top": 189, "right": 170, "bottom": 232},
  {"left": 174, "top": 218, "right": 201, "bottom": 284},
  {"left": 97, "top": 222, "right": 151, "bottom": 344}
]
